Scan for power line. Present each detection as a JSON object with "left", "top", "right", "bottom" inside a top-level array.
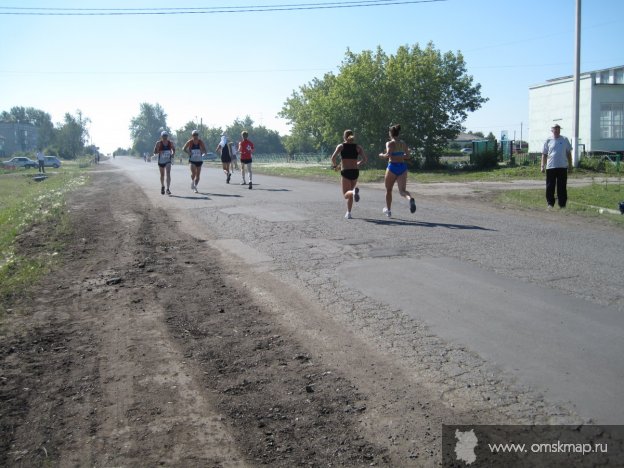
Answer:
[{"left": 0, "top": 0, "right": 446, "bottom": 16}]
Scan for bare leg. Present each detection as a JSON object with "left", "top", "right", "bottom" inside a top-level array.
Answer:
[
  {"left": 165, "top": 164, "right": 172, "bottom": 189},
  {"left": 384, "top": 170, "right": 397, "bottom": 211},
  {"left": 159, "top": 165, "right": 165, "bottom": 187}
]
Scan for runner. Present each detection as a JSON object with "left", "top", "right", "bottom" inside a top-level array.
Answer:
[
  {"left": 330, "top": 129, "right": 367, "bottom": 219},
  {"left": 229, "top": 140, "right": 239, "bottom": 172},
  {"left": 378, "top": 124, "right": 416, "bottom": 217},
  {"left": 182, "top": 129, "right": 207, "bottom": 193},
  {"left": 216, "top": 133, "right": 232, "bottom": 183},
  {"left": 153, "top": 131, "right": 175, "bottom": 195},
  {"left": 238, "top": 130, "right": 255, "bottom": 189}
]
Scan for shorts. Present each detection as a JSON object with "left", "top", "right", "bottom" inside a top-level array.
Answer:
[
  {"left": 158, "top": 162, "right": 171, "bottom": 168},
  {"left": 387, "top": 162, "right": 407, "bottom": 176},
  {"left": 221, "top": 154, "right": 231, "bottom": 163},
  {"left": 241, "top": 159, "right": 252, "bottom": 165},
  {"left": 341, "top": 169, "right": 359, "bottom": 180},
  {"left": 190, "top": 161, "right": 203, "bottom": 167}
]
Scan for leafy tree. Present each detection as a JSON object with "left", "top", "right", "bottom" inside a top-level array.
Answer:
[
  {"left": 225, "top": 116, "right": 285, "bottom": 154},
  {"left": 113, "top": 147, "right": 132, "bottom": 156},
  {"left": 175, "top": 121, "right": 223, "bottom": 152},
  {"left": 280, "top": 43, "right": 487, "bottom": 167},
  {"left": 56, "top": 110, "right": 90, "bottom": 159},
  {"left": 486, "top": 132, "right": 496, "bottom": 141},
  {"left": 129, "top": 103, "right": 169, "bottom": 156},
  {"left": 468, "top": 131, "right": 485, "bottom": 138}
]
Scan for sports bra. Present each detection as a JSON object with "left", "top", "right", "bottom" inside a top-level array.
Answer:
[
  {"left": 341, "top": 143, "right": 358, "bottom": 160},
  {"left": 390, "top": 151, "right": 405, "bottom": 156}
]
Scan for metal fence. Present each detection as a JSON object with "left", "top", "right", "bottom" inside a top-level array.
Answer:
[{"left": 251, "top": 153, "right": 329, "bottom": 164}]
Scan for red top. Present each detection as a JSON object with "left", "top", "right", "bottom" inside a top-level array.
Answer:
[{"left": 239, "top": 139, "right": 254, "bottom": 161}]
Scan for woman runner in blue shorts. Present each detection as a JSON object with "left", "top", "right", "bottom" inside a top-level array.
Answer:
[{"left": 378, "top": 124, "right": 416, "bottom": 217}]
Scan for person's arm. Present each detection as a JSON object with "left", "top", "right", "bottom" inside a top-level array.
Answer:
[
  {"left": 541, "top": 140, "right": 548, "bottom": 173},
  {"left": 567, "top": 149, "right": 573, "bottom": 171},
  {"left": 170, "top": 143, "right": 175, "bottom": 156},
  {"left": 200, "top": 140, "right": 207, "bottom": 154},
  {"left": 330, "top": 144, "right": 342, "bottom": 169},
  {"left": 182, "top": 139, "right": 191, "bottom": 155},
  {"left": 153, "top": 141, "right": 161, "bottom": 155},
  {"left": 357, "top": 145, "right": 367, "bottom": 166},
  {"left": 379, "top": 141, "right": 393, "bottom": 159}
]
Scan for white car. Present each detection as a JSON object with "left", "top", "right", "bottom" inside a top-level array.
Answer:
[
  {"left": 2, "top": 157, "right": 38, "bottom": 169},
  {"left": 460, "top": 148, "right": 473, "bottom": 155}
]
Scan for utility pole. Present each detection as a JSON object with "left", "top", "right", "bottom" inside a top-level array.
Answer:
[{"left": 572, "top": 0, "right": 581, "bottom": 167}]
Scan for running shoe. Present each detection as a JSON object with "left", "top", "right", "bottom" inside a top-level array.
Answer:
[
  {"left": 191, "top": 182, "right": 195, "bottom": 190},
  {"left": 345, "top": 212, "right": 352, "bottom": 219},
  {"left": 240, "top": 181, "right": 247, "bottom": 185},
  {"left": 383, "top": 207, "right": 391, "bottom": 218},
  {"left": 166, "top": 189, "right": 171, "bottom": 195},
  {"left": 194, "top": 187, "right": 199, "bottom": 193},
  {"left": 410, "top": 198, "right": 417, "bottom": 213},
  {"left": 161, "top": 186, "right": 165, "bottom": 195},
  {"left": 249, "top": 181, "right": 253, "bottom": 190},
  {"left": 226, "top": 173, "right": 231, "bottom": 184},
  {"left": 354, "top": 187, "right": 360, "bottom": 203}
]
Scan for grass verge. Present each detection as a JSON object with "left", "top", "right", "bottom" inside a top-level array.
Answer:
[
  {"left": 497, "top": 178, "right": 624, "bottom": 226},
  {"left": 0, "top": 164, "right": 89, "bottom": 318}
]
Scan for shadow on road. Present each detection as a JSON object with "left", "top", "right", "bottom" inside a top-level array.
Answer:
[{"left": 359, "top": 218, "right": 496, "bottom": 231}]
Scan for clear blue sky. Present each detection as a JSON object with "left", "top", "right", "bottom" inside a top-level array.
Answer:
[{"left": 1, "top": 0, "right": 622, "bottom": 154}]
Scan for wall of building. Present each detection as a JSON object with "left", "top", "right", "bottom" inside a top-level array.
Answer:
[
  {"left": 0, "top": 123, "right": 39, "bottom": 157},
  {"left": 591, "top": 84, "right": 624, "bottom": 152}
]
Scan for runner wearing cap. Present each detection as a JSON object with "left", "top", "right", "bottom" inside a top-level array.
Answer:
[
  {"left": 153, "top": 131, "right": 175, "bottom": 195},
  {"left": 182, "top": 129, "right": 207, "bottom": 193},
  {"left": 216, "top": 133, "right": 232, "bottom": 183}
]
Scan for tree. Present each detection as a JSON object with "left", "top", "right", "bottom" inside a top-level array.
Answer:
[
  {"left": 56, "top": 110, "right": 90, "bottom": 159},
  {"left": 486, "top": 132, "right": 496, "bottom": 141},
  {"left": 468, "top": 131, "right": 485, "bottom": 138},
  {"left": 225, "top": 116, "right": 285, "bottom": 154},
  {"left": 280, "top": 43, "right": 487, "bottom": 167},
  {"left": 129, "top": 103, "right": 169, "bottom": 156}
]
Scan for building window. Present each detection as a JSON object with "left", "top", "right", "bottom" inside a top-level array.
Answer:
[
  {"left": 600, "top": 71, "right": 610, "bottom": 84},
  {"left": 600, "top": 103, "right": 624, "bottom": 139},
  {"left": 615, "top": 68, "right": 624, "bottom": 85}
]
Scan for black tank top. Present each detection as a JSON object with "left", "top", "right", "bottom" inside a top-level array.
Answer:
[{"left": 341, "top": 143, "right": 358, "bottom": 160}]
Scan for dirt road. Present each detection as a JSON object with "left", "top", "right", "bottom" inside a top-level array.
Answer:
[
  {"left": 1, "top": 169, "right": 454, "bottom": 466},
  {"left": 1, "top": 166, "right": 622, "bottom": 467}
]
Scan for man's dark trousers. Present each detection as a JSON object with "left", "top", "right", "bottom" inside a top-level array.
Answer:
[{"left": 546, "top": 167, "right": 568, "bottom": 207}]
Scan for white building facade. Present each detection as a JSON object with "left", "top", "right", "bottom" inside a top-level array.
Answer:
[{"left": 528, "top": 65, "right": 624, "bottom": 155}]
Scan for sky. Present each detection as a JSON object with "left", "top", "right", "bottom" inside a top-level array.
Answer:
[{"left": 1, "top": 0, "right": 623, "bottom": 154}]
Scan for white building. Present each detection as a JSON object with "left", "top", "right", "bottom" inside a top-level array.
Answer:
[{"left": 528, "top": 65, "right": 624, "bottom": 155}]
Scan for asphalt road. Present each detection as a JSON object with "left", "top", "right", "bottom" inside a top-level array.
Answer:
[{"left": 109, "top": 156, "right": 624, "bottom": 425}]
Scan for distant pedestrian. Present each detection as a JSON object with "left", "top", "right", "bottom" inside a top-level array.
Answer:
[
  {"left": 183, "top": 129, "right": 207, "bottom": 193},
  {"left": 238, "top": 131, "right": 255, "bottom": 189},
  {"left": 216, "top": 133, "right": 232, "bottom": 183},
  {"left": 541, "top": 124, "right": 572, "bottom": 209},
  {"left": 229, "top": 140, "right": 239, "bottom": 172},
  {"left": 379, "top": 124, "right": 416, "bottom": 217},
  {"left": 154, "top": 131, "right": 175, "bottom": 195},
  {"left": 330, "top": 129, "right": 367, "bottom": 219},
  {"left": 36, "top": 150, "right": 45, "bottom": 173}
]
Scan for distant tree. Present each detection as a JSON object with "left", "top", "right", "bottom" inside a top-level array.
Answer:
[
  {"left": 468, "top": 131, "right": 485, "bottom": 138},
  {"left": 225, "top": 116, "right": 285, "bottom": 154},
  {"left": 280, "top": 43, "right": 487, "bottom": 167},
  {"left": 486, "top": 132, "right": 496, "bottom": 141},
  {"left": 56, "top": 110, "right": 90, "bottom": 159},
  {"left": 129, "top": 103, "right": 169, "bottom": 156},
  {"left": 113, "top": 147, "right": 132, "bottom": 156},
  {"left": 282, "top": 130, "right": 318, "bottom": 155}
]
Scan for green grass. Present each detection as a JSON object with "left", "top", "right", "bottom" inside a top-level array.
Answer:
[
  {"left": 0, "top": 163, "right": 89, "bottom": 317},
  {"left": 498, "top": 178, "right": 624, "bottom": 226},
  {"left": 253, "top": 161, "right": 620, "bottom": 184}
]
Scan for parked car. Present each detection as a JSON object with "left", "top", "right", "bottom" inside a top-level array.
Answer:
[
  {"left": 2, "top": 157, "right": 38, "bottom": 169},
  {"left": 460, "top": 148, "right": 473, "bottom": 155},
  {"left": 202, "top": 152, "right": 217, "bottom": 161},
  {"left": 43, "top": 156, "right": 62, "bottom": 168}
]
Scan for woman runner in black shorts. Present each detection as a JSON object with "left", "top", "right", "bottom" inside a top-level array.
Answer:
[
  {"left": 153, "top": 131, "right": 175, "bottom": 195},
  {"left": 330, "top": 129, "right": 367, "bottom": 219},
  {"left": 216, "top": 133, "right": 232, "bottom": 183},
  {"left": 182, "top": 129, "right": 207, "bottom": 193}
]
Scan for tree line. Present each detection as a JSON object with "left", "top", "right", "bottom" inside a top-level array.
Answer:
[{"left": 0, "top": 107, "right": 95, "bottom": 159}]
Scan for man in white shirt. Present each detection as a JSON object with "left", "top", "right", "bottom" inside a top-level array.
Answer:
[
  {"left": 541, "top": 124, "right": 572, "bottom": 208},
  {"left": 36, "top": 150, "right": 45, "bottom": 173}
]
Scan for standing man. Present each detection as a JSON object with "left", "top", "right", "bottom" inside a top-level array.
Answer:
[
  {"left": 216, "top": 133, "right": 232, "bottom": 183},
  {"left": 541, "top": 124, "right": 572, "bottom": 209},
  {"left": 238, "top": 130, "right": 255, "bottom": 189},
  {"left": 36, "top": 150, "right": 45, "bottom": 173}
]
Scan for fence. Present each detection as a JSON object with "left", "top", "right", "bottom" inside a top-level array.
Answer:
[{"left": 251, "top": 153, "right": 329, "bottom": 164}]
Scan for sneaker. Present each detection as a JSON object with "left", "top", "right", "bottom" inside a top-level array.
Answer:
[
  {"left": 194, "top": 186, "right": 199, "bottom": 193},
  {"left": 383, "top": 207, "right": 391, "bottom": 218},
  {"left": 249, "top": 181, "right": 253, "bottom": 190},
  {"left": 409, "top": 198, "right": 417, "bottom": 213},
  {"left": 345, "top": 212, "right": 352, "bottom": 219},
  {"left": 226, "top": 173, "right": 231, "bottom": 184},
  {"left": 166, "top": 189, "right": 171, "bottom": 195},
  {"left": 240, "top": 181, "right": 247, "bottom": 185},
  {"left": 191, "top": 182, "right": 195, "bottom": 190},
  {"left": 354, "top": 187, "right": 360, "bottom": 203},
  {"left": 547, "top": 204, "right": 554, "bottom": 210},
  {"left": 161, "top": 186, "right": 165, "bottom": 195}
]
